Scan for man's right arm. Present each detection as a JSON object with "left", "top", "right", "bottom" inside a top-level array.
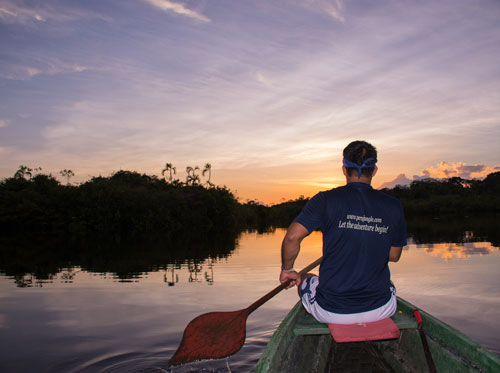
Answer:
[
  {"left": 281, "top": 222, "right": 309, "bottom": 269},
  {"left": 280, "top": 193, "right": 323, "bottom": 287},
  {"left": 280, "top": 222, "right": 310, "bottom": 288},
  {"left": 389, "top": 246, "right": 403, "bottom": 262}
]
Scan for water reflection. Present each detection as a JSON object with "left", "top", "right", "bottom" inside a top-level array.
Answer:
[
  {"left": 412, "top": 241, "right": 498, "bottom": 260},
  {"left": 1, "top": 226, "right": 499, "bottom": 372},
  {"left": 406, "top": 213, "right": 499, "bottom": 246},
  {"left": 6, "top": 242, "right": 499, "bottom": 289},
  {"left": 0, "top": 229, "right": 239, "bottom": 286},
  {"left": 205, "top": 262, "right": 214, "bottom": 285},
  {"left": 60, "top": 268, "right": 80, "bottom": 283},
  {"left": 8, "top": 260, "right": 221, "bottom": 288},
  {"left": 165, "top": 264, "right": 180, "bottom": 286},
  {"left": 1, "top": 213, "right": 498, "bottom": 286},
  {"left": 13, "top": 273, "right": 44, "bottom": 288}
]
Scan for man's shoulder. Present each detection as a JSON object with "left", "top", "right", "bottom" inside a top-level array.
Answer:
[
  {"left": 319, "top": 185, "right": 403, "bottom": 207},
  {"left": 371, "top": 188, "right": 402, "bottom": 205},
  {"left": 323, "top": 185, "right": 349, "bottom": 196}
]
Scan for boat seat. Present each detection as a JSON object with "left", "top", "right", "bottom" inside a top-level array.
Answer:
[
  {"left": 293, "top": 309, "right": 417, "bottom": 342},
  {"left": 328, "top": 318, "right": 400, "bottom": 342}
]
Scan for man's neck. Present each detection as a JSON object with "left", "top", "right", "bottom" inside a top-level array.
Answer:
[{"left": 345, "top": 176, "right": 372, "bottom": 185}]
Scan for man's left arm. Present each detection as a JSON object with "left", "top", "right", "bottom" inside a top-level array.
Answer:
[{"left": 389, "top": 202, "right": 407, "bottom": 262}]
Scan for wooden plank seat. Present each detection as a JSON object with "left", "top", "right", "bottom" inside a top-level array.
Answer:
[{"left": 293, "top": 309, "right": 417, "bottom": 342}]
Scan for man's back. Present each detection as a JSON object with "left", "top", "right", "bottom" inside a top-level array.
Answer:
[
  {"left": 294, "top": 182, "right": 406, "bottom": 314},
  {"left": 280, "top": 140, "right": 407, "bottom": 324}
]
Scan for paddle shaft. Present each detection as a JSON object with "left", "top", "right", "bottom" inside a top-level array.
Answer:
[
  {"left": 414, "top": 310, "right": 437, "bottom": 373},
  {"left": 246, "top": 256, "right": 322, "bottom": 314}
]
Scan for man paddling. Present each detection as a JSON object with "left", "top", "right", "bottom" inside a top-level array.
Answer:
[{"left": 280, "top": 140, "right": 407, "bottom": 324}]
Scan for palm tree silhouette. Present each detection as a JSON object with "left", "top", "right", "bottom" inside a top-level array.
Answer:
[
  {"left": 59, "top": 169, "right": 75, "bottom": 185},
  {"left": 202, "top": 163, "right": 213, "bottom": 186},
  {"left": 186, "top": 166, "right": 200, "bottom": 186},
  {"left": 14, "top": 165, "right": 33, "bottom": 180},
  {"left": 162, "top": 163, "right": 177, "bottom": 183}
]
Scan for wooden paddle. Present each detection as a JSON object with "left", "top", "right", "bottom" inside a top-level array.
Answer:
[{"left": 168, "top": 257, "right": 322, "bottom": 367}]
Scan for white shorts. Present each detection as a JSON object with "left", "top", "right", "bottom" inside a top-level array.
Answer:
[{"left": 299, "top": 276, "right": 397, "bottom": 325}]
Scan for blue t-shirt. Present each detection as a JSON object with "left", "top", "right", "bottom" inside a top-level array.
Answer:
[{"left": 294, "top": 182, "right": 407, "bottom": 314}]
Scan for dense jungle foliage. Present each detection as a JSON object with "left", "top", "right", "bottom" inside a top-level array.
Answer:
[
  {"left": 0, "top": 169, "right": 240, "bottom": 239},
  {"left": 1, "top": 169, "right": 499, "bottom": 239},
  {"left": 242, "top": 171, "right": 500, "bottom": 228},
  {"left": 382, "top": 172, "right": 500, "bottom": 215}
]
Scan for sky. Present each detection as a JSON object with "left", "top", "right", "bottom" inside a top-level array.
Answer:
[{"left": 1, "top": 0, "right": 499, "bottom": 204}]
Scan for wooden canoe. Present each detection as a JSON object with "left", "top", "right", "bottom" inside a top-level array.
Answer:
[{"left": 255, "top": 297, "right": 500, "bottom": 372}]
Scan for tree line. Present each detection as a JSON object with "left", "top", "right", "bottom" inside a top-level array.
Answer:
[
  {"left": 0, "top": 164, "right": 239, "bottom": 240},
  {"left": 240, "top": 172, "right": 500, "bottom": 231},
  {"left": 381, "top": 172, "right": 500, "bottom": 215},
  {"left": 1, "top": 165, "right": 498, "bottom": 241}
]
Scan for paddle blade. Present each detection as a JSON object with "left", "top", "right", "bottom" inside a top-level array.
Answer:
[{"left": 168, "top": 309, "right": 249, "bottom": 367}]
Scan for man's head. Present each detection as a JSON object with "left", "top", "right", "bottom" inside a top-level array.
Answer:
[{"left": 342, "top": 140, "right": 378, "bottom": 181}]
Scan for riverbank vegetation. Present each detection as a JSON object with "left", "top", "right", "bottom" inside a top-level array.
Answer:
[
  {"left": 0, "top": 166, "right": 240, "bottom": 240},
  {"left": 252, "top": 172, "right": 500, "bottom": 226},
  {"left": 1, "top": 167, "right": 499, "bottom": 239},
  {"left": 1, "top": 167, "right": 499, "bottom": 282},
  {"left": 382, "top": 172, "right": 500, "bottom": 215}
]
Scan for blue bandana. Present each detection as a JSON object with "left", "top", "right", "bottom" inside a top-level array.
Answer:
[{"left": 343, "top": 157, "right": 377, "bottom": 178}]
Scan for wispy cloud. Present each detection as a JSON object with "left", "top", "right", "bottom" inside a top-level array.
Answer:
[
  {"left": 0, "top": 0, "right": 109, "bottom": 25},
  {"left": 255, "top": 71, "right": 273, "bottom": 87},
  {"left": 0, "top": 53, "right": 96, "bottom": 80},
  {"left": 1, "top": 0, "right": 499, "bottom": 203},
  {"left": 322, "top": 0, "right": 345, "bottom": 22},
  {"left": 300, "top": 0, "right": 345, "bottom": 23},
  {"left": 143, "top": 0, "right": 210, "bottom": 22},
  {"left": 0, "top": 1, "right": 47, "bottom": 23},
  {"left": 0, "top": 120, "right": 9, "bottom": 128}
]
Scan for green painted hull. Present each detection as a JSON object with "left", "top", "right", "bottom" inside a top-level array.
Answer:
[{"left": 256, "top": 297, "right": 500, "bottom": 372}]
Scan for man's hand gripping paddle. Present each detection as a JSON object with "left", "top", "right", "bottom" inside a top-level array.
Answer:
[{"left": 168, "top": 257, "right": 322, "bottom": 367}]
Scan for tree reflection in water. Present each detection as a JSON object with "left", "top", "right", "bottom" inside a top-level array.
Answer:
[
  {"left": 164, "top": 264, "right": 179, "bottom": 286},
  {"left": 205, "top": 261, "right": 214, "bottom": 285},
  {"left": 162, "top": 260, "right": 215, "bottom": 286},
  {"left": 1, "top": 213, "right": 498, "bottom": 286},
  {"left": 188, "top": 261, "right": 203, "bottom": 283},
  {"left": 0, "top": 228, "right": 240, "bottom": 287}
]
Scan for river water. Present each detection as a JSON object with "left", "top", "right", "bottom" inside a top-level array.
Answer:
[{"left": 1, "top": 226, "right": 499, "bottom": 372}]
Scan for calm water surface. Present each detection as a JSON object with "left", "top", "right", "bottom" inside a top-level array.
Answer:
[{"left": 1, "top": 229, "right": 499, "bottom": 372}]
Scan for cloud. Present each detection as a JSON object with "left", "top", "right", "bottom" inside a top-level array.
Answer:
[
  {"left": 418, "top": 161, "right": 499, "bottom": 180},
  {"left": 0, "top": 53, "right": 95, "bottom": 80},
  {"left": 143, "top": 0, "right": 210, "bottom": 22},
  {"left": 255, "top": 71, "right": 273, "bottom": 87},
  {"left": 300, "top": 0, "right": 345, "bottom": 23},
  {"left": 379, "top": 161, "right": 500, "bottom": 189},
  {"left": 322, "top": 0, "right": 345, "bottom": 23},
  {"left": 378, "top": 174, "right": 412, "bottom": 189},
  {"left": 0, "top": 2, "right": 46, "bottom": 23},
  {"left": 0, "top": 1, "right": 108, "bottom": 25},
  {"left": 0, "top": 120, "right": 9, "bottom": 128}
]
